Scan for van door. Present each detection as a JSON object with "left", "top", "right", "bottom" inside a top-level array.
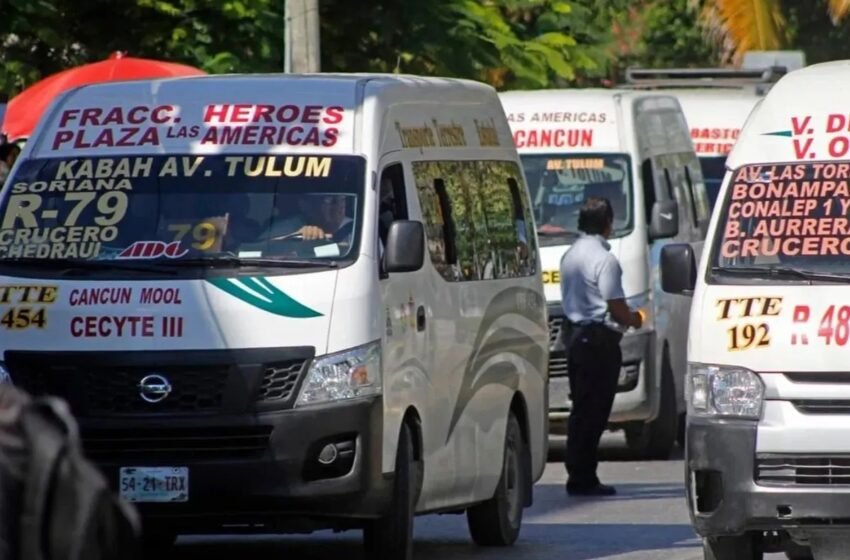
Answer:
[{"left": 378, "top": 160, "right": 432, "bottom": 498}]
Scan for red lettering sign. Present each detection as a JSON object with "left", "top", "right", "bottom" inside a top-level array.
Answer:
[{"left": 512, "top": 129, "right": 593, "bottom": 148}]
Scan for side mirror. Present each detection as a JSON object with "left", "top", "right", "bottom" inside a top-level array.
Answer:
[
  {"left": 660, "top": 243, "right": 696, "bottom": 295},
  {"left": 649, "top": 199, "right": 679, "bottom": 240},
  {"left": 385, "top": 220, "right": 425, "bottom": 273}
]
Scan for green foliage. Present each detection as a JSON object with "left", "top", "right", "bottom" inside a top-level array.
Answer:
[
  {"left": 2, "top": 0, "right": 790, "bottom": 100},
  {"left": 319, "top": 0, "right": 617, "bottom": 90},
  {"left": 606, "top": 0, "right": 720, "bottom": 83},
  {"left": 0, "top": 0, "right": 284, "bottom": 97},
  {"left": 784, "top": 0, "right": 850, "bottom": 64}
]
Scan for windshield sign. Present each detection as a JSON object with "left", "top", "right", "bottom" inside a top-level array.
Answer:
[
  {"left": 0, "top": 154, "right": 365, "bottom": 264},
  {"left": 713, "top": 161, "right": 850, "bottom": 275},
  {"left": 520, "top": 153, "right": 633, "bottom": 245}
]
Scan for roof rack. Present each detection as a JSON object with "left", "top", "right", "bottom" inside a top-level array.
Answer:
[{"left": 622, "top": 66, "right": 787, "bottom": 90}]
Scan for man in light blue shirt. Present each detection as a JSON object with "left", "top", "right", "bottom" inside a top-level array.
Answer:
[{"left": 559, "top": 196, "right": 642, "bottom": 497}]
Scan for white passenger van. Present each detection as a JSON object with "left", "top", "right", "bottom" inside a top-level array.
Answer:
[
  {"left": 0, "top": 73, "right": 549, "bottom": 559},
  {"left": 623, "top": 67, "right": 784, "bottom": 211},
  {"left": 498, "top": 88, "right": 709, "bottom": 459},
  {"left": 662, "top": 60, "right": 850, "bottom": 559}
]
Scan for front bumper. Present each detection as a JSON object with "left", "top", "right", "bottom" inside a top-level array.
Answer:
[
  {"left": 4, "top": 347, "right": 391, "bottom": 534},
  {"left": 546, "top": 304, "right": 655, "bottom": 426},
  {"left": 687, "top": 417, "right": 850, "bottom": 537},
  {"left": 90, "top": 396, "right": 390, "bottom": 533}
]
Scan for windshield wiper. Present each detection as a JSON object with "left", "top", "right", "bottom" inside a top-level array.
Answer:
[
  {"left": 158, "top": 256, "right": 339, "bottom": 269},
  {"left": 711, "top": 266, "right": 850, "bottom": 283},
  {"left": 0, "top": 257, "right": 178, "bottom": 275}
]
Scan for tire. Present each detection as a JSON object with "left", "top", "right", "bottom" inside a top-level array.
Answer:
[
  {"left": 363, "top": 422, "right": 419, "bottom": 560},
  {"left": 141, "top": 531, "right": 177, "bottom": 557},
  {"left": 703, "top": 534, "right": 763, "bottom": 560},
  {"left": 785, "top": 541, "right": 813, "bottom": 560},
  {"left": 625, "top": 351, "right": 677, "bottom": 460},
  {"left": 467, "top": 412, "right": 528, "bottom": 547}
]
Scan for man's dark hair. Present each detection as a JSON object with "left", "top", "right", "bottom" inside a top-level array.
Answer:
[
  {"left": 0, "top": 143, "right": 19, "bottom": 162},
  {"left": 578, "top": 196, "right": 614, "bottom": 235}
]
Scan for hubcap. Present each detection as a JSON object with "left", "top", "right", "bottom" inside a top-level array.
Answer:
[{"left": 504, "top": 443, "right": 521, "bottom": 528}]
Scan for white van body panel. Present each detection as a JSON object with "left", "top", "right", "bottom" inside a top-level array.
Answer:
[
  {"left": 673, "top": 89, "right": 762, "bottom": 158},
  {"left": 0, "top": 73, "right": 549, "bottom": 528},
  {"left": 500, "top": 88, "right": 707, "bottom": 452},
  {"left": 684, "top": 61, "right": 850, "bottom": 528}
]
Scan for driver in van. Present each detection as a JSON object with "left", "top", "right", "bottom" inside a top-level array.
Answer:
[{"left": 266, "top": 193, "right": 353, "bottom": 243}]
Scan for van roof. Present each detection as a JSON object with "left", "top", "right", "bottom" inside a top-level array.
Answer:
[
  {"left": 48, "top": 72, "right": 495, "bottom": 103},
  {"left": 622, "top": 66, "right": 785, "bottom": 93},
  {"left": 726, "top": 60, "right": 850, "bottom": 168},
  {"left": 497, "top": 88, "right": 680, "bottom": 155},
  {"left": 26, "top": 72, "right": 499, "bottom": 159}
]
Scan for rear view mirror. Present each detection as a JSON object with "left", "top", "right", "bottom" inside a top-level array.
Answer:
[
  {"left": 660, "top": 243, "right": 696, "bottom": 295},
  {"left": 649, "top": 199, "right": 679, "bottom": 240},
  {"left": 385, "top": 220, "right": 425, "bottom": 273}
]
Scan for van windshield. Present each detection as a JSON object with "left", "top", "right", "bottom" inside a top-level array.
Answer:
[
  {"left": 519, "top": 153, "right": 633, "bottom": 246},
  {"left": 699, "top": 156, "right": 727, "bottom": 211},
  {"left": 0, "top": 154, "right": 365, "bottom": 267},
  {"left": 711, "top": 161, "right": 850, "bottom": 279}
]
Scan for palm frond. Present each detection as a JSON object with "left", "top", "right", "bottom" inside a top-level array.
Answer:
[
  {"left": 696, "top": 0, "right": 785, "bottom": 63},
  {"left": 827, "top": 0, "right": 850, "bottom": 24}
]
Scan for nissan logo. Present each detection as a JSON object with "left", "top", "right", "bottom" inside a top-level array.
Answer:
[{"left": 138, "top": 374, "right": 172, "bottom": 403}]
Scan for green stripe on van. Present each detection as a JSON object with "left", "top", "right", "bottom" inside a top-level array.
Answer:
[{"left": 206, "top": 276, "right": 323, "bottom": 318}]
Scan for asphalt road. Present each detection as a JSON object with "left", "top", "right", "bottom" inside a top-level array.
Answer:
[{"left": 152, "top": 433, "right": 788, "bottom": 560}]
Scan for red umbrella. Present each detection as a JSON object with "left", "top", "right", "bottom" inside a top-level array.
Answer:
[{"left": 2, "top": 51, "right": 206, "bottom": 141}]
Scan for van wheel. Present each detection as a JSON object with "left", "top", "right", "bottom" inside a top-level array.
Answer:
[
  {"left": 467, "top": 412, "right": 527, "bottom": 547},
  {"left": 784, "top": 541, "right": 813, "bottom": 560},
  {"left": 141, "top": 531, "right": 177, "bottom": 557},
  {"left": 703, "top": 534, "right": 763, "bottom": 560},
  {"left": 363, "top": 422, "right": 419, "bottom": 560},
  {"left": 625, "top": 352, "right": 677, "bottom": 460}
]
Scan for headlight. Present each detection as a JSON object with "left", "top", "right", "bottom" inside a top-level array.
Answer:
[
  {"left": 296, "top": 341, "right": 381, "bottom": 406},
  {"left": 0, "top": 362, "right": 10, "bottom": 384},
  {"left": 625, "top": 291, "right": 652, "bottom": 329},
  {"left": 686, "top": 363, "right": 764, "bottom": 419}
]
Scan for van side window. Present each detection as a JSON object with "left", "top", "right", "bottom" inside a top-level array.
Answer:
[
  {"left": 412, "top": 160, "right": 535, "bottom": 281},
  {"left": 662, "top": 167, "right": 675, "bottom": 200},
  {"left": 378, "top": 163, "right": 409, "bottom": 248},
  {"left": 685, "top": 164, "right": 710, "bottom": 223},
  {"left": 412, "top": 161, "right": 453, "bottom": 280},
  {"left": 507, "top": 172, "right": 537, "bottom": 276},
  {"left": 683, "top": 166, "right": 699, "bottom": 225}
]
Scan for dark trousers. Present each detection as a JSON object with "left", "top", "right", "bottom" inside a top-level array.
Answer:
[{"left": 563, "top": 323, "right": 622, "bottom": 488}]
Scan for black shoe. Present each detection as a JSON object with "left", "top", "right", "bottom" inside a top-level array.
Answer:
[{"left": 566, "top": 483, "right": 616, "bottom": 496}]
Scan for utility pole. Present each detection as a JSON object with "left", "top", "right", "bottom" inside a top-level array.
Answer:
[{"left": 284, "top": 0, "right": 320, "bottom": 73}]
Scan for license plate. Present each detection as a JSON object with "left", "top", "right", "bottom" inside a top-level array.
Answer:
[
  {"left": 549, "top": 376, "right": 571, "bottom": 405},
  {"left": 119, "top": 467, "right": 188, "bottom": 503}
]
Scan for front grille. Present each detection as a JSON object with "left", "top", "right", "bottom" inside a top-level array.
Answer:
[
  {"left": 549, "top": 354, "right": 568, "bottom": 377},
  {"left": 89, "top": 367, "right": 227, "bottom": 414},
  {"left": 10, "top": 366, "right": 229, "bottom": 415},
  {"left": 82, "top": 425, "right": 273, "bottom": 461},
  {"left": 548, "top": 316, "right": 564, "bottom": 346},
  {"left": 5, "top": 351, "right": 312, "bottom": 417},
  {"left": 257, "top": 361, "right": 306, "bottom": 402},
  {"left": 792, "top": 400, "right": 850, "bottom": 414},
  {"left": 757, "top": 455, "right": 850, "bottom": 486}
]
